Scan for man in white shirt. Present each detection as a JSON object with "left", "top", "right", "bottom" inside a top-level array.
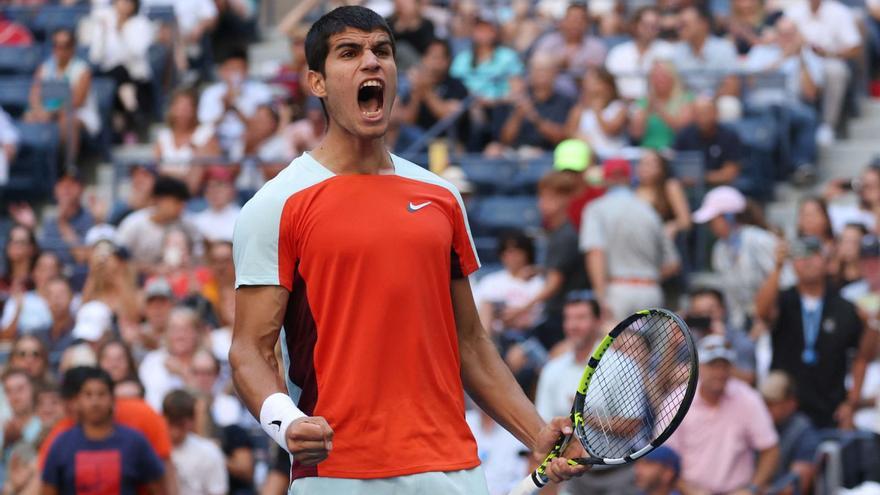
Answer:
[
  {"left": 605, "top": 7, "right": 674, "bottom": 101},
  {"left": 142, "top": 0, "right": 217, "bottom": 59},
  {"left": 197, "top": 47, "right": 273, "bottom": 154},
  {"left": 162, "top": 389, "right": 229, "bottom": 495},
  {"left": 785, "top": 0, "right": 861, "bottom": 144},
  {"left": 535, "top": 292, "right": 637, "bottom": 495},
  {"left": 192, "top": 166, "right": 241, "bottom": 242}
]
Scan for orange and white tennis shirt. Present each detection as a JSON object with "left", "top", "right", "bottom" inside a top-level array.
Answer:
[{"left": 233, "top": 153, "right": 482, "bottom": 480}]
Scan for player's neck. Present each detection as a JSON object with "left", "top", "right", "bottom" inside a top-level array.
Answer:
[
  {"left": 311, "top": 128, "right": 393, "bottom": 175},
  {"left": 82, "top": 419, "right": 114, "bottom": 440}
]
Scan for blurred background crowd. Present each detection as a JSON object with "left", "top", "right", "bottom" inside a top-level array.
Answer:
[{"left": 0, "top": 0, "right": 879, "bottom": 493}]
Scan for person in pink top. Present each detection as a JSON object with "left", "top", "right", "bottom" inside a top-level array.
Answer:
[{"left": 665, "top": 335, "right": 779, "bottom": 494}]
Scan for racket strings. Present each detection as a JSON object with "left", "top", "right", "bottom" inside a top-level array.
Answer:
[{"left": 580, "top": 314, "right": 691, "bottom": 459}]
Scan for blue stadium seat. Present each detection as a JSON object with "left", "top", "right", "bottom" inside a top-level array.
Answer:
[
  {"left": 458, "top": 156, "right": 517, "bottom": 194},
  {"left": 0, "top": 6, "right": 37, "bottom": 29},
  {"left": 0, "top": 77, "right": 34, "bottom": 118},
  {"left": 475, "top": 195, "right": 541, "bottom": 233},
  {"left": 87, "top": 76, "right": 117, "bottom": 159},
  {"left": 145, "top": 5, "right": 176, "bottom": 24},
  {"left": 32, "top": 5, "right": 91, "bottom": 38},
  {"left": 509, "top": 156, "right": 553, "bottom": 193},
  {"left": 473, "top": 235, "right": 499, "bottom": 265},
  {"left": 0, "top": 46, "right": 42, "bottom": 75},
  {"left": 4, "top": 121, "right": 59, "bottom": 199}
]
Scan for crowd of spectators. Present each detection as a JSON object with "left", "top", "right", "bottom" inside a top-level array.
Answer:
[{"left": 0, "top": 0, "right": 878, "bottom": 494}]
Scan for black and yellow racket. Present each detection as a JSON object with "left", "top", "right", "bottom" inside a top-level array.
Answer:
[{"left": 510, "top": 308, "right": 698, "bottom": 495}]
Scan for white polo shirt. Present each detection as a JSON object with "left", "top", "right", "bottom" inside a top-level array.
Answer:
[{"left": 785, "top": 0, "right": 861, "bottom": 54}]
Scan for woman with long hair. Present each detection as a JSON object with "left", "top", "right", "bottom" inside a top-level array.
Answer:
[
  {"left": 630, "top": 60, "right": 695, "bottom": 149},
  {"left": 565, "top": 67, "right": 628, "bottom": 160},
  {"left": 153, "top": 89, "right": 221, "bottom": 194},
  {"left": 0, "top": 252, "right": 60, "bottom": 339},
  {"left": 796, "top": 196, "right": 835, "bottom": 250},
  {"left": 98, "top": 339, "right": 138, "bottom": 384},
  {"left": 80, "top": 240, "right": 139, "bottom": 326},
  {"left": 635, "top": 149, "right": 692, "bottom": 237}
]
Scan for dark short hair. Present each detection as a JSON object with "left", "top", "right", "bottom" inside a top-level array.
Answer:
[
  {"left": 152, "top": 176, "right": 190, "bottom": 202},
  {"left": 220, "top": 46, "right": 249, "bottom": 65},
  {"left": 162, "top": 389, "right": 196, "bottom": 424},
  {"left": 689, "top": 287, "right": 726, "bottom": 311},
  {"left": 426, "top": 38, "right": 452, "bottom": 59},
  {"left": 305, "top": 6, "right": 395, "bottom": 75},
  {"left": 62, "top": 367, "right": 113, "bottom": 398},
  {"left": 496, "top": 230, "right": 536, "bottom": 265},
  {"left": 682, "top": 5, "right": 713, "bottom": 28},
  {"left": 564, "top": 290, "right": 601, "bottom": 318}
]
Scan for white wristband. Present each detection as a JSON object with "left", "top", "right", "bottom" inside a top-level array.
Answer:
[{"left": 260, "top": 393, "right": 306, "bottom": 452}]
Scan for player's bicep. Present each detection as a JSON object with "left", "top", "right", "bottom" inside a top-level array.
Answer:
[{"left": 233, "top": 286, "right": 290, "bottom": 350}]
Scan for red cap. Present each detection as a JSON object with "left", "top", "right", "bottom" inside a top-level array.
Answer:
[
  {"left": 602, "top": 158, "right": 632, "bottom": 182},
  {"left": 205, "top": 166, "right": 235, "bottom": 183}
]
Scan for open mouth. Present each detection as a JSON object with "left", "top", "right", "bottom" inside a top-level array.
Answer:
[{"left": 357, "top": 79, "right": 384, "bottom": 119}]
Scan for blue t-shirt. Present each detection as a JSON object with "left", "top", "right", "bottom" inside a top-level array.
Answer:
[{"left": 42, "top": 424, "right": 164, "bottom": 495}]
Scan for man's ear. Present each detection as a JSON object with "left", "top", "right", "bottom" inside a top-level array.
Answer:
[{"left": 308, "top": 70, "right": 327, "bottom": 99}]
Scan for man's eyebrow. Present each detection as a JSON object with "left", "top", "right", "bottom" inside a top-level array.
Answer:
[
  {"left": 333, "top": 42, "right": 364, "bottom": 52},
  {"left": 372, "top": 40, "right": 393, "bottom": 50}
]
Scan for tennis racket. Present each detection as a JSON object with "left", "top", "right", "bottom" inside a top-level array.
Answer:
[{"left": 509, "top": 308, "right": 698, "bottom": 495}]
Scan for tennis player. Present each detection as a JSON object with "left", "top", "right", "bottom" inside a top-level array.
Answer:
[{"left": 229, "top": 6, "right": 586, "bottom": 493}]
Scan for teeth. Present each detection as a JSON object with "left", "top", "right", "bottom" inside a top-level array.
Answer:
[{"left": 359, "top": 80, "right": 383, "bottom": 89}]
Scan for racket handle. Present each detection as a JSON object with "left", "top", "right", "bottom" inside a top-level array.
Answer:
[{"left": 508, "top": 471, "right": 547, "bottom": 495}]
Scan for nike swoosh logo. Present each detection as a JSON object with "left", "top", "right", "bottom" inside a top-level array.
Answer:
[
  {"left": 270, "top": 420, "right": 282, "bottom": 431},
  {"left": 407, "top": 201, "right": 431, "bottom": 212}
]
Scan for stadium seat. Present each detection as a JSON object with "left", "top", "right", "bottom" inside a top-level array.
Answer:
[
  {"left": 0, "top": 46, "right": 42, "bottom": 75},
  {"left": 474, "top": 195, "right": 541, "bottom": 233},
  {"left": 0, "top": 77, "right": 35, "bottom": 118},
  {"left": 729, "top": 115, "right": 778, "bottom": 200},
  {"left": 145, "top": 5, "right": 176, "bottom": 24},
  {"left": 32, "top": 5, "right": 91, "bottom": 38},
  {"left": 4, "top": 121, "right": 59, "bottom": 199},
  {"left": 473, "top": 235, "right": 499, "bottom": 265},
  {"left": 458, "top": 156, "right": 517, "bottom": 194},
  {"left": 509, "top": 156, "right": 553, "bottom": 194}
]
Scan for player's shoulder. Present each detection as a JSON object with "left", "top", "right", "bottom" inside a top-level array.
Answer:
[
  {"left": 391, "top": 154, "right": 464, "bottom": 201},
  {"left": 240, "top": 153, "right": 334, "bottom": 216}
]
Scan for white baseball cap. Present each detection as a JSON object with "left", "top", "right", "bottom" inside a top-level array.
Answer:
[
  {"left": 72, "top": 300, "right": 113, "bottom": 342},
  {"left": 692, "top": 186, "right": 747, "bottom": 224},
  {"left": 697, "top": 334, "right": 736, "bottom": 364}
]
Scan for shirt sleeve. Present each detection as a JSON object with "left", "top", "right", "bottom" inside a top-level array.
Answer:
[
  {"left": 837, "top": 6, "right": 862, "bottom": 49},
  {"left": 579, "top": 203, "right": 604, "bottom": 251},
  {"left": 233, "top": 192, "right": 295, "bottom": 290},
  {"left": 41, "top": 435, "right": 65, "bottom": 487},
  {"left": 744, "top": 388, "right": 779, "bottom": 451},
  {"left": 450, "top": 194, "right": 480, "bottom": 278}
]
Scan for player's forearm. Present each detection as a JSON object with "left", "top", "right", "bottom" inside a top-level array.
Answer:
[
  {"left": 460, "top": 329, "right": 545, "bottom": 450},
  {"left": 751, "top": 446, "right": 779, "bottom": 489},
  {"left": 229, "top": 338, "right": 288, "bottom": 418}
]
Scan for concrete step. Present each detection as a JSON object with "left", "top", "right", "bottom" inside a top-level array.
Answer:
[
  {"left": 858, "top": 98, "right": 880, "bottom": 120},
  {"left": 846, "top": 119, "right": 880, "bottom": 140},
  {"left": 819, "top": 141, "right": 879, "bottom": 180}
]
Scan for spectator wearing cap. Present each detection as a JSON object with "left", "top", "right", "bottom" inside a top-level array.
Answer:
[
  {"left": 785, "top": 0, "right": 861, "bottom": 145},
  {"left": 71, "top": 300, "right": 114, "bottom": 346},
  {"left": 531, "top": 4, "right": 607, "bottom": 85},
  {"left": 687, "top": 287, "right": 757, "bottom": 384},
  {"left": 486, "top": 53, "right": 573, "bottom": 156},
  {"left": 514, "top": 171, "right": 590, "bottom": 350},
  {"left": 553, "top": 139, "right": 606, "bottom": 229},
  {"left": 673, "top": 95, "right": 744, "bottom": 187},
  {"left": 665, "top": 335, "right": 779, "bottom": 495},
  {"left": 399, "top": 38, "right": 469, "bottom": 138},
  {"left": 37, "top": 172, "right": 94, "bottom": 283},
  {"left": 672, "top": 6, "right": 739, "bottom": 96},
  {"left": 694, "top": 186, "right": 789, "bottom": 328},
  {"left": 629, "top": 61, "right": 695, "bottom": 150},
  {"left": 760, "top": 370, "right": 821, "bottom": 494},
  {"left": 163, "top": 389, "right": 228, "bottom": 495},
  {"left": 536, "top": 292, "right": 638, "bottom": 494},
  {"left": 108, "top": 163, "right": 157, "bottom": 226},
  {"left": 634, "top": 446, "right": 681, "bottom": 495},
  {"left": 197, "top": 47, "right": 273, "bottom": 155},
  {"left": 139, "top": 306, "right": 203, "bottom": 411},
  {"left": 565, "top": 67, "right": 629, "bottom": 161},
  {"left": 755, "top": 236, "right": 877, "bottom": 428},
  {"left": 116, "top": 175, "right": 200, "bottom": 271},
  {"left": 155, "top": 89, "right": 221, "bottom": 195},
  {"left": 580, "top": 159, "right": 680, "bottom": 320},
  {"left": 606, "top": 7, "right": 674, "bottom": 101},
  {"left": 136, "top": 277, "right": 174, "bottom": 359},
  {"left": 634, "top": 149, "right": 691, "bottom": 239},
  {"left": 192, "top": 167, "right": 241, "bottom": 243}
]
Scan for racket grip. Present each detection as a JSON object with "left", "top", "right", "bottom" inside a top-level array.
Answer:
[{"left": 507, "top": 471, "right": 545, "bottom": 495}]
